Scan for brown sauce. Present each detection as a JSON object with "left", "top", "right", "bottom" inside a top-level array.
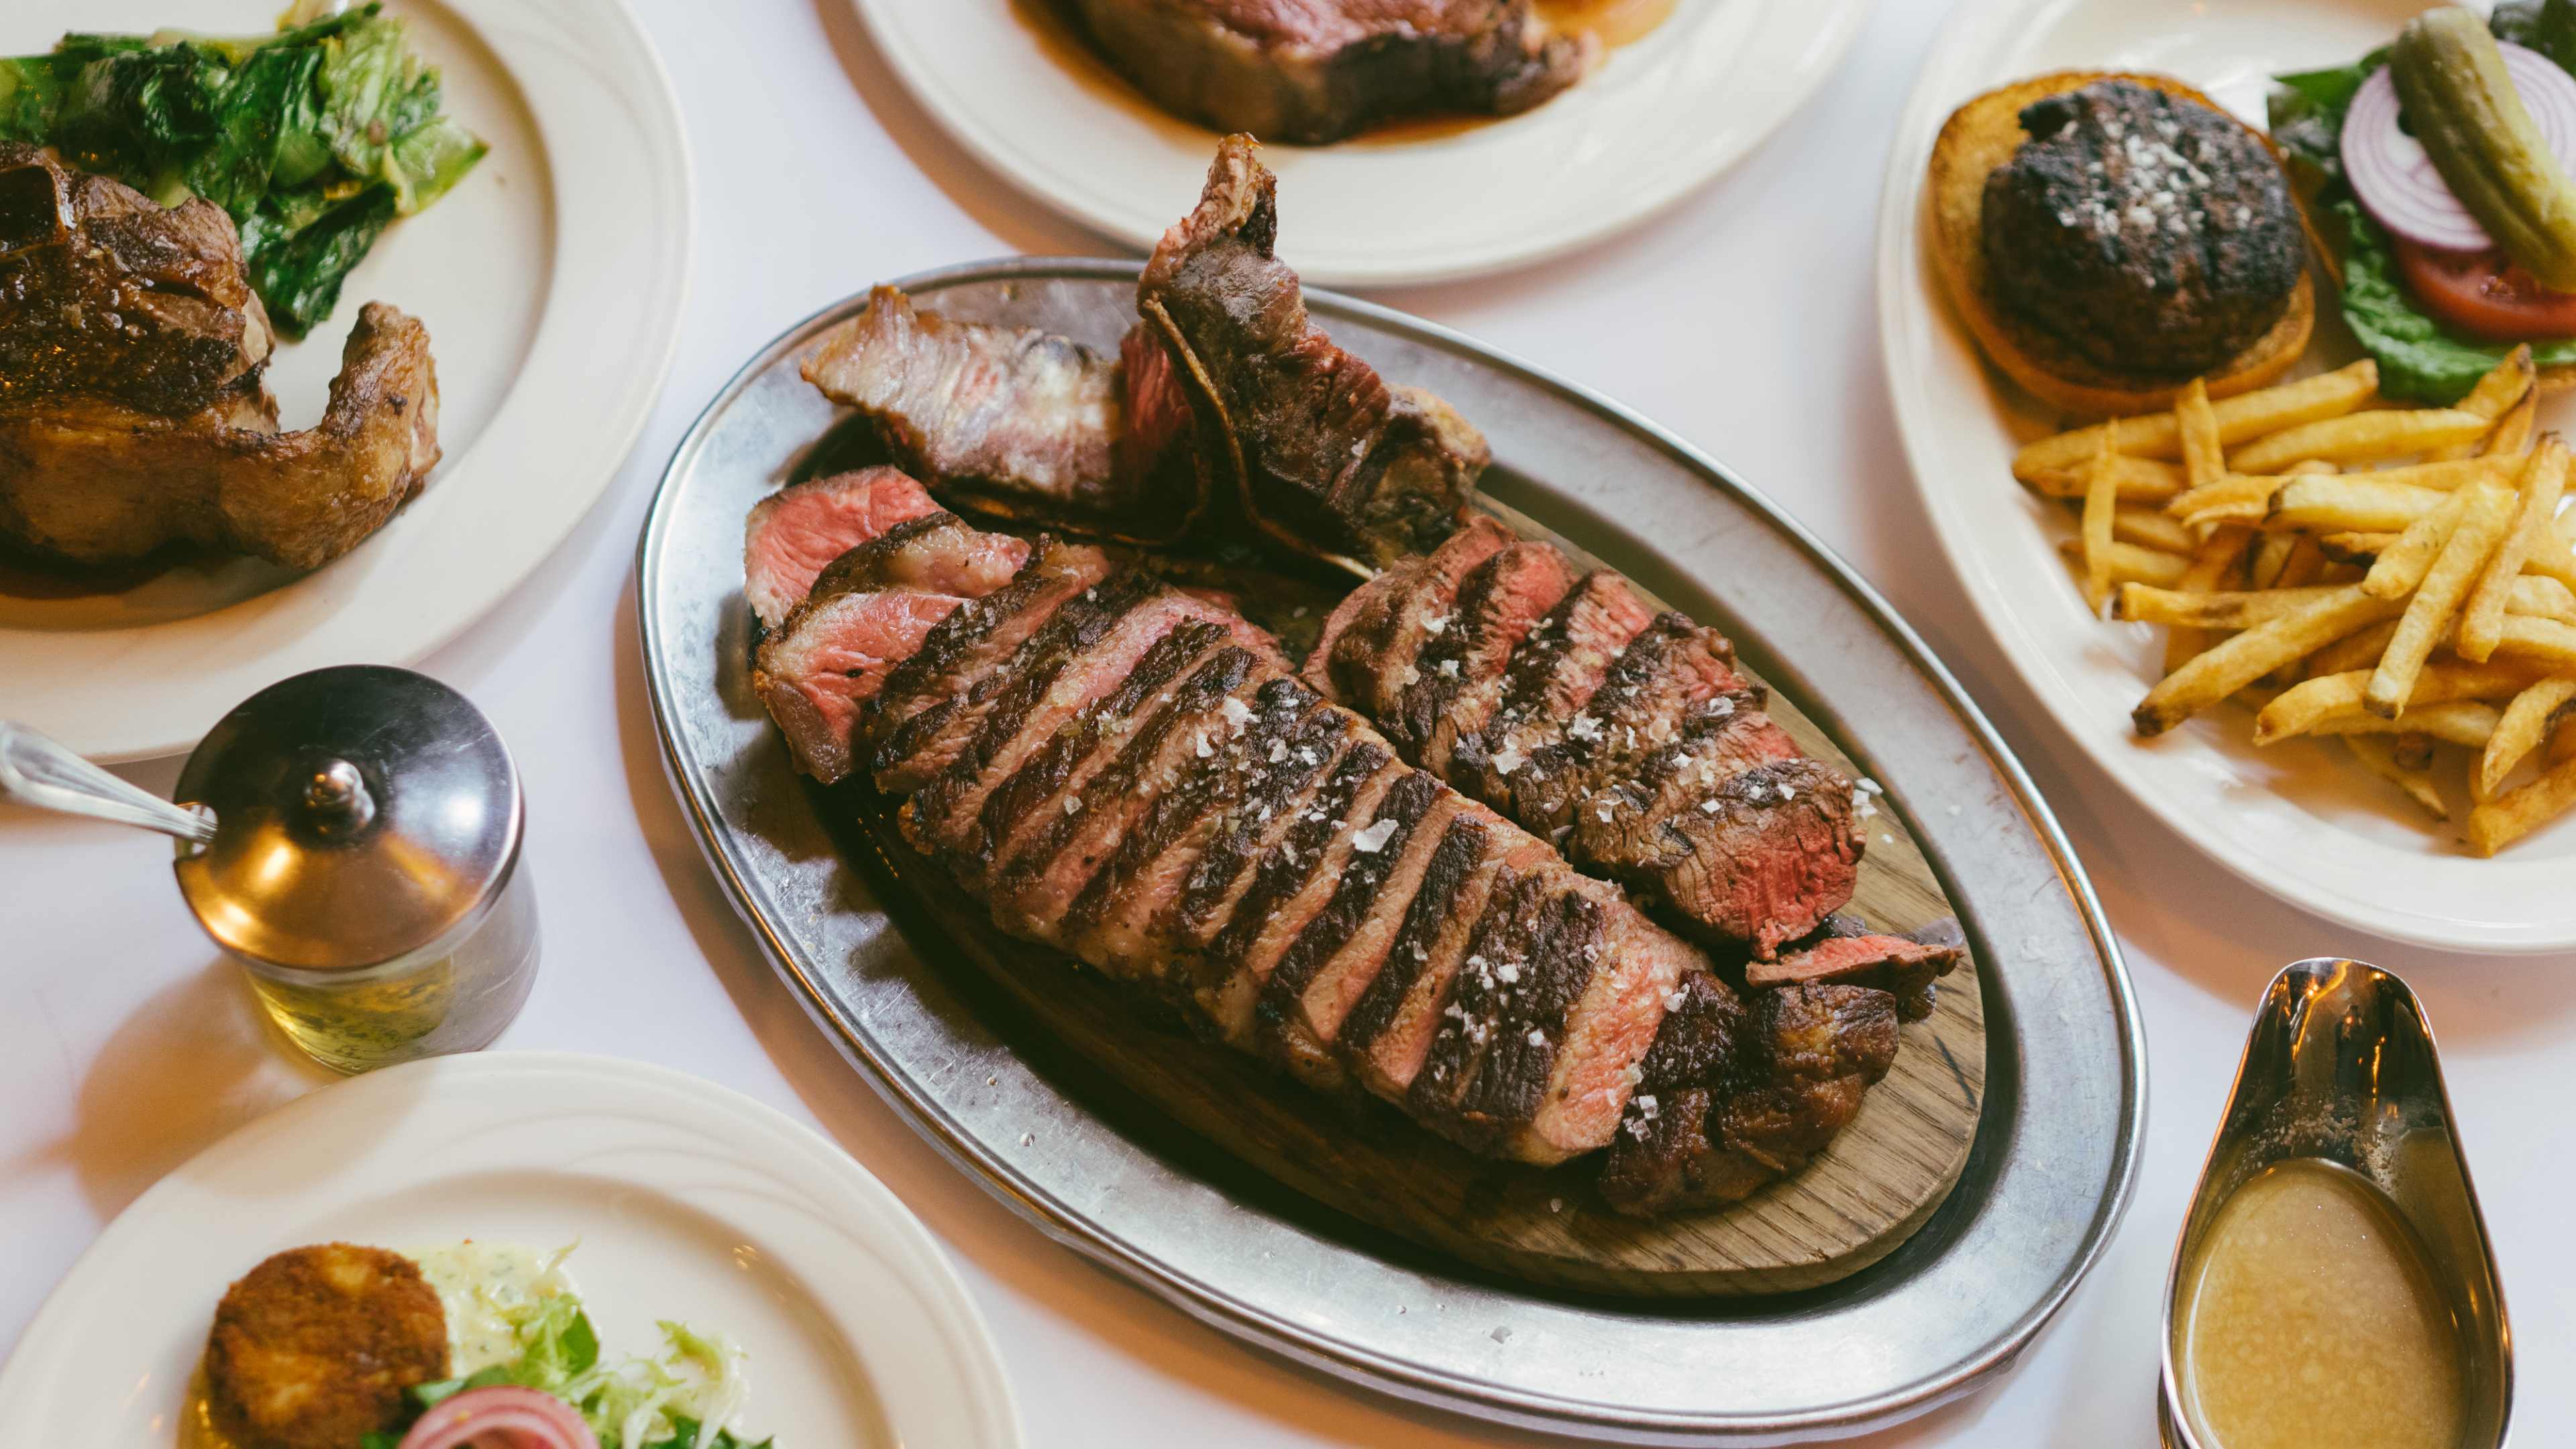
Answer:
[
  {"left": 2180, "top": 1159, "right": 2465, "bottom": 1449},
  {"left": 1536, "top": 0, "right": 1680, "bottom": 50}
]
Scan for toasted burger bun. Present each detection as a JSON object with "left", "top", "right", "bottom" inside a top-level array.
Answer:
[{"left": 1927, "top": 70, "right": 2315, "bottom": 419}]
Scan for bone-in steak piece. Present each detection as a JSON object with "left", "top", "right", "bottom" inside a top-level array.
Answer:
[
  {"left": 1063, "top": 1, "right": 1589, "bottom": 145},
  {"left": 741, "top": 469, "right": 949, "bottom": 630},
  {"left": 1140, "top": 137, "right": 1488, "bottom": 568}
]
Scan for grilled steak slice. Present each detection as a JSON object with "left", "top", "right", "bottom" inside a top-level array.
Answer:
[
  {"left": 1597, "top": 977, "right": 1898, "bottom": 1216},
  {"left": 1750, "top": 915, "right": 1964, "bottom": 1022},
  {"left": 1389, "top": 539, "right": 1576, "bottom": 769},
  {"left": 1140, "top": 137, "right": 1487, "bottom": 568},
  {"left": 1591, "top": 756, "right": 1864, "bottom": 957},
  {"left": 0, "top": 142, "right": 272, "bottom": 416},
  {"left": 811, "top": 511, "right": 1033, "bottom": 602},
  {"left": 1311, "top": 514, "right": 1511, "bottom": 714},
  {"left": 741, "top": 468, "right": 946, "bottom": 629},
  {"left": 963, "top": 622, "right": 1246, "bottom": 888},
  {"left": 1063, "top": 1, "right": 1588, "bottom": 145},
  {"left": 1062, "top": 676, "right": 1328, "bottom": 972},
  {"left": 1169, "top": 702, "right": 1361, "bottom": 949},
  {"left": 1341, "top": 812, "right": 1546, "bottom": 1099},
  {"left": 1507, "top": 611, "right": 1743, "bottom": 834},
  {"left": 1450, "top": 568, "right": 1656, "bottom": 804},
  {"left": 983, "top": 647, "right": 1268, "bottom": 949},
  {"left": 867, "top": 538, "right": 1116, "bottom": 784},
  {"left": 1191, "top": 743, "right": 1407, "bottom": 1044},
  {"left": 1257, "top": 771, "right": 1460, "bottom": 1065},
  {"left": 1566, "top": 688, "right": 1794, "bottom": 881},
  {"left": 755, "top": 590, "right": 965, "bottom": 784},
  {"left": 802, "top": 288, "right": 1203, "bottom": 542}
]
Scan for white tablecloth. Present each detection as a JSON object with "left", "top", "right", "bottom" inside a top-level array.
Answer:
[{"left": 5, "top": 0, "right": 2566, "bottom": 1442}]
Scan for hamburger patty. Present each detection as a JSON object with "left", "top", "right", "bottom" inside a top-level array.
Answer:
[
  {"left": 203, "top": 1244, "right": 450, "bottom": 1449},
  {"left": 1980, "top": 79, "right": 2303, "bottom": 376}
]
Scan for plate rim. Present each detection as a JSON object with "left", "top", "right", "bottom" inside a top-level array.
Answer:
[
  {"left": 636, "top": 258, "right": 2147, "bottom": 1442},
  {"left": 0, "top": 1049, "right": 1023, "bottom": 1449},
  {"left": 5, "top": 0, "right": 696, "bottom": 764},
  {"left": 838, "top": 0, "right": 1876, "bottom": 287},
  {"left": 1871, "top": 0, "right": 2576, "bottom": 954}
]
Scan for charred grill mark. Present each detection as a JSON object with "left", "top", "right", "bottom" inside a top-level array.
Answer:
[
  {"left": 1171, "top": 702, "right": 1354, "bottom": 943},
  {"left": 1336, "top": 814, "right": 1489, "bottom": 1056},
  {"left": 908, "top": 570, "right": 1166, "bottom": 833},
  {"left": 869, "top": 539, "right": 1105, "bottom": 765},
  {"left": 1202, "top": 741, "right": 1397, "bottom": 974},
  {"left": 1061, "top": 673, "right": 1314, "bottom": 947},
  {"left": 1455, "top": 887, "right": 1604, "bottom": 1142},
  {"left": 1407, "top": 867, "right": 1546, "bottom": 1122},
  {"left": 1254, "top": 769, "right": 1441, "bottom": 1038}
]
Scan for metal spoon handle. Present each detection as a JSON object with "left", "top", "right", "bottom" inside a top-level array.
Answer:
[{"left": 0, "top": 721, "right": 217, "bottom": 846}]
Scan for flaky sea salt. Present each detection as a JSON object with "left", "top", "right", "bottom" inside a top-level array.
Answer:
[{"left": 1350, "top": 818, "right": 1399, "bottom": 853}]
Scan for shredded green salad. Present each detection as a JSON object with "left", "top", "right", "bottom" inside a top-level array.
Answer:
[
  {"left": 0, "top": 0, "right": 482, "bottom": 338},
  {"left": 2267, "top": 0, "right": 2576, "bottom": 402},
  {"left": 365, "top": 1245, "right": 773, "bottom": 1449}
]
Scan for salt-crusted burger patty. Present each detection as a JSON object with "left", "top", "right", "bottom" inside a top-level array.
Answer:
[
  {"left": 203, "top": 1243, "right": 450, "bottom": 1449},
  {"left": 1980, "top": 78, "right": 2303, "bottom": 376}
]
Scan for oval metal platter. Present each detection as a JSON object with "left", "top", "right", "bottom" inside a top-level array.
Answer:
[{"left": 637, "top": 260, "right": 2147, "bottom": 1444}]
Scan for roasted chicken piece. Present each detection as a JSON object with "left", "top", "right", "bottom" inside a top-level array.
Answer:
[
  {"left": 0, "top": 303, "right": 439, "bottom": 570},
  {"left": 0, "top": 146, "right": 440, "bottom": 572},
  {"left": 0, "top": 143, "right": 272, "bottom": 416}
]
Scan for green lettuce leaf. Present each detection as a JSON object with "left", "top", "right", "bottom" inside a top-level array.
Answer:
[
  {"left": 2493, "top": 0, "right": 2576, "bottom": 73},
  {"left": 2331, "top": 200, "right": 2576, "bottom": 401}
]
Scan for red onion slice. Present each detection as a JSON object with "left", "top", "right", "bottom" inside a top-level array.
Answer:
[
  {"left": 2344, "top": 40, "right": 2576, "bottom": 253},
  {"left": 394, "top": 1385, "right": 600, "bottom": 1449}
]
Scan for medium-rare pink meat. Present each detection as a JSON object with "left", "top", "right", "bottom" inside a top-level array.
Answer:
[
  {"left": 1063, "top": 0, "right": 1589, "bottom": 146},
  {"left": 1748, "top": 915, "right": 1964, "bottom": 1020},
  {"left": 1140, "top": 137, "right": 1488, "bottom": 568},
  {"left": 750, "top": 509, "right": 1030, "bottom": 783},
  {"left": 1505, "top": 611, "right": 1744, "bottom": 834},
  {"left": 1449, "top": 568, "right": 1657, "bottom": 803},
  {"left": 1601, "top": 757, "right": 1864, "bottom": 959},
  {"left": 742, "top": 468, "right": 943, "bottom": 629},
  {"left": 1388, "top": 539, "right": 1576, "bottom": 772},
  {"left": 1309, "top": 514, "right": 1511, "bottom": 713}
]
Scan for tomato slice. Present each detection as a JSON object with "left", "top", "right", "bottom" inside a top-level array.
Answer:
[{"left": 2394, "top": 239, "right": 2576, "bottom": 342}]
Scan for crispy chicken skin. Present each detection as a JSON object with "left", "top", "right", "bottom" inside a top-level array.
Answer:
[
  {"left": 203, "top": 1243, "right": 450, "bottom": 1449},
  {"left": 0, "top": 301, "right": 440, "bottom": 570}
]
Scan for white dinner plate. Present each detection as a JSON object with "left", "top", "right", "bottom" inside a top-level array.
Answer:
[
  {"left": 0, "top": 0, "right": 692, "bottom": 762},
  {"left": 847, "top": 0, "right": 1872, "bottom": 286},
  {"left": 1878, "top": 0, "right": 2576, "bottom": 953},
  {"left": 0, "top": 1051, "right": 1020, "bottom": 1448}
]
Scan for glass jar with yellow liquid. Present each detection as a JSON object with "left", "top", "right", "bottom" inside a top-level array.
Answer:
[{"left": 2, "top": 665, "right": 537, "bottom": 1074}]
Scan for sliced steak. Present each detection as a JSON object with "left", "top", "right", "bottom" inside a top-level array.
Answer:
[
  {"left": 1168, "top": 702, "right": 1362, "bottom": 951},
  {"left": 808, "top": 511, "right": 1032, "bottom": 602},
  {"left": 1507, "top": 612, "right": 1743, "bottom": 835},
  {"left": 1389, "top": 539, "right": 1576, "bottom": 769},
  {"left": 909, "top": 578, "right": 1230, "bottom": 847},
  {"left": 1061, "top": 676, "right": 1329, "bottom": 973},
  {"left": 867, "top": 538, "right": 1116, "bottom": 787},
  {"left": 1140, "top": 137, "right": 1487, "bottom": 568},
  {"left": 1566, "top": 688, "right": 1796, "bottom": 883},
  {"left": 984, "top": 647, "right": 1267, "bottom": 949},
  {"left": 1340, "top": 811, "right": 1548, "bottom": 1099},
  {"left": 742, "top": 467, "right": 945, "bottom": 629},
  {"left": 1450, "top": 568, "right": 1656, "bottom": 805},
  {"left": 1256, "top": 771, "right": 1460, "bottom": 1064},
  {"left": 1190, "top": 743, "right": 1407, "bottom": 1046},
  {"left": 1064, "top": 1, "right": 1588, "bottom": 146},
  {"left": 1750, "top": 915, "right": 1964, "bottom": 1022},
  {"left": 1313, "top": 514, "right": 1511, "bottom": 714},
  {"left": 1504, "top": 875, "right": 1696, "bottom": 1163},
  {"left": 959, "top": 623, "right": 1246, "bottom": 890},
  {"left": 1587, "top": 756, "right": 1863, "bottom": 957},
  {"left": 753, "top": 588, "right": 964, "bottom": 784}
]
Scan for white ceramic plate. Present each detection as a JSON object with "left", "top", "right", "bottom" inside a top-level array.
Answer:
[
  {"left": 0, "top": 0, "right": 692, "bottom": 762},
  {"left": 0, "top": 1051, "right": 1020, "bottom": 1448},
  {"left": 847, "top": 0, "right": 1872, "bottom": 286},
  {"left": 1878, "top": 0, "right": 2576, "bottom": 953}
]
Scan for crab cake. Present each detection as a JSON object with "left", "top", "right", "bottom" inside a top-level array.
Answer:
[{"left": 203, "top": 1244, "right": 451, "bottom": 1449}]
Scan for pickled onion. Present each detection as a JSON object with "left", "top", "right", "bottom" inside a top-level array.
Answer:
[
  {"left": 2343, "top": 41, "right": 2576, "bottom": 253},
  {"left": 394, "top": 1385, "right": 599, "bottom": 1449}
]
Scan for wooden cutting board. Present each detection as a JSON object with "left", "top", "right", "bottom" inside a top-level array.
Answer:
[{"left": 828, "top": 498, "right": 1984, "bottom": 1297}]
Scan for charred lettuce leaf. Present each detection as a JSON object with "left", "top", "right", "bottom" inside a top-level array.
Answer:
[{"left": 0, "top": 3, "right": 482, "bottom": 337}]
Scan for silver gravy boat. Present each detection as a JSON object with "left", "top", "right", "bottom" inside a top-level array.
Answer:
[{"left": 2157, "top": 958, "right": 2511, "bottom": 1446}]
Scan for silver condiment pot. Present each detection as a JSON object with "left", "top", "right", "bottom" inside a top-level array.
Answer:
[
  {"left": 0, "top": 665, "right": 538, "bottom": 1073},
  {"left": 2157, "top": 958, "right": 2511, "bottom": 1448}
]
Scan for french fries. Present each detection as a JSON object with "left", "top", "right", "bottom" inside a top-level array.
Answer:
[{"left": 2012, "top": 358, "right": 2576, "bottom": 851}]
